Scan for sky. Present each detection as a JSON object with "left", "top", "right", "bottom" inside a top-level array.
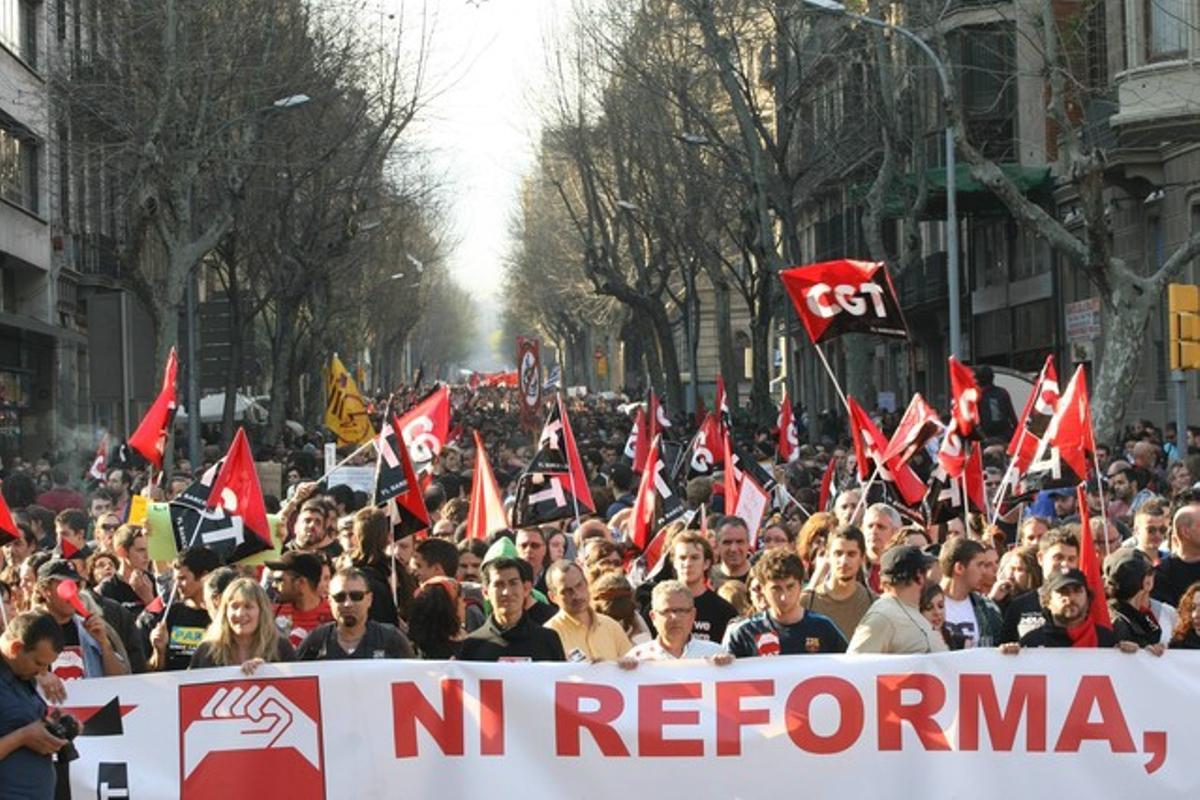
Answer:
[{"left": 389, "top": 0, "right": 564, "bottom": 368}]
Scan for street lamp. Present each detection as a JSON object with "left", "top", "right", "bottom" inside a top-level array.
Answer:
[{"left": 802, "top": 0, "right": 961, "bottom": 360}]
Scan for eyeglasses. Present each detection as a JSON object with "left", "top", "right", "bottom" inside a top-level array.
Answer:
[
  {"left": 654, "top": 607, "right": 694, "bottom": 617},
  {"left": 332, "top": 591, "right": 367, "bottom": 603},
  {"left": 1143, "top": 525, "right": 1170, "bottom": 535},
  {"left": 101, "top": 524, "right": 120, "bottom": 532}
]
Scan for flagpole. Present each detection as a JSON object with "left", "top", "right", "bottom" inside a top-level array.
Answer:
[
  {"left": 1091, "top": 446, "right": 1112, "bottom": 557},
  {"left": 959, "top": 469, "right": 971, "bottom": 538},
  {"left": 369, "top": 399, "right": 393, "bottom": 508},
  {"left": 159, "top": 505, "right": 212, "bottom": 621},
  {"left": 776, "top": 484, "right": 811, "bottom": 519},
  {"left": 315, "top": 438, "right": 376, "bottom": 487},
  {"left": 813, "top": 344, "right": 851, "bottom": 416},
  {"left": 849, "top": 462, "right": 882, "bottom": 524}
]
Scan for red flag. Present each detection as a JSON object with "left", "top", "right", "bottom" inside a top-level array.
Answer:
[
  {"left": 466, "top": 431, "right": 507, "bottom": 541},
  {"left": 87, "top": 435, "right": 109, "bottom": 482},
  {"left": 630, "top": 407, "right": 650, "bottom": 473},
  {"left": 629, "top": 436, "right": 662, "bottom": 551},
  {"left": 128, "top": 348, "right": 178, "bottom": 468},
  {"left": 0, "top": 483, "right": 20, "bottom": 546},
  {"left": 847, "top": 397, "right": 925, "bottom": 506},
  {"left": 937, "top": 420, "right": 968, "bottom": 479},
  {"left": 817, "top": 457, "right": 836, "bottom": 512},
  {"left": 780, "top": 259, "right": 908, "bottom": 344},
  {"left": 557, "top": 395, "right": 595, "bottom": 513},
  {"left": 715, "top": 376, "right": 731, "bottom": 428},
  {"left": 948, "top": 357, "right": 981, "bottom": 441},
  {"left": 776, "top": 390, "right": 799, "bottom": 463},
  {"left": 639, "top": 525, "right": 670, "bottom": 581},
  {"left": 722, "top": 431, "right": 740, "bottom": 513},
  {"left": 206, "top": 428, "right": 272, "bottom": 562},
  {"left": 396, "top": 385, "right": 451, "bottom": 466},
  {"left": 1007, "top": 355, "right": 1060, "bottom": 476},
  {"left": 696, "top": 412, "right": 725, "bottom": 471},
  {"left": 1028, "top": 365, "right": 1095, "bottom": 483},
  {"left": 882, "top": 393, "right": 943, "bottom": 465},
  {"left": 965, "top": 444, "right": 986, "bottom": 512},
  {"left": 1075, "top": 483, "right": 1113, "bottom": 629},
  {"left": 389, "top": 414, "right": 432, "bottom": 535}
]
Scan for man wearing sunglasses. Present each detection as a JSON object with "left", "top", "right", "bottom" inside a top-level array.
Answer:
[{"left": 295, "top": 568, "right": 414, "bottom": 661}]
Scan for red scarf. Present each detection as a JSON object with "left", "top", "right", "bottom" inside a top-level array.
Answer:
[{"left": 1065, "top": 618, "right": 1099, "bottom": 648}]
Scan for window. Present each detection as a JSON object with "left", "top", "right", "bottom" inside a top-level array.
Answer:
[
  {"left": 1145, "top": 0, "right": 1187, "bottom": 61},
  {"left": 0, "top": 126, "right": 38, "bottom": 213},
  {"left": 0, "top": 0, "right": 37, "bottom": 67}
]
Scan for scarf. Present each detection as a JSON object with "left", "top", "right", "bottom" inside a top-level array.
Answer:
[{"left": 1065, "top": 618, "right": 1099, "bottom": 648}]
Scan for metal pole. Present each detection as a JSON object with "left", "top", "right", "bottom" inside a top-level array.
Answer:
[
  {"left": 945, "top": 125, "right": 960, "bottom": 359},
  {"left": 186, "top": 271, "right": 201, "bottom": 466},
  {"left": 1174, "top": 370, "right": 1188, "bottom": 465}
]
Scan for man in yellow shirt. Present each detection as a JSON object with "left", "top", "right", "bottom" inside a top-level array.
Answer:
[{"left": 544, "top": 561, "right": 632, "bottom": 662}]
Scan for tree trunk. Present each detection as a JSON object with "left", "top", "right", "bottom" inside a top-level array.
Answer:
[
  {"left": 264, "top": 301, "right": 297, "bottom": 446},
  {"left": 710, "top": 272, "right": 739, "bottom": 411},
  {"left": 1092, "top": 279, "right": 1157, "bottom": 444},
  {"left": 647, "top": 303, "right": 685, "bottom": 416},
  {"left": 220, "top": 246, "right": 244, "bottom": 449},
  {"left": 749, "top": 315, "right": 773, "bottom": 425}
]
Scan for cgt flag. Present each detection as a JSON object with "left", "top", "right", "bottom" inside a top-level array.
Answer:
[
  {"left": 128, "top": 348, "right": 178, "bottom": 469},
  {"left": 397, "top": 385, "right": 452, "bottom": 469},
  {"left": 629, "top": 435, "right": 687, "bottom": 552},
  {"left": 780, "top": 259, "right": 908, "bottom": 344},
  {"left": 325, "top": 354, "right": 375, "bottom": 446},
  {"left": 1027, "top": 365, "right": 1095, "bottom": 487},
  {"left": 1008, "top": 355, "right": 1060, "bottom": 477},
  {"left": 372, "top": 415, "right": 429, "bottom": 541},
  {"left": 201, "top": 429, "right": 272, "bottom": 563}
]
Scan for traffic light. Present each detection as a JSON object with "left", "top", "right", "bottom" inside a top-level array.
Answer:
[{"left": 1169, "top": 283, "right": 1200, "bottom": 370}]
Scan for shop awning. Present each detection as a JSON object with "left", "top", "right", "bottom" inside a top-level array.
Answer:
[{"left": 853, "top": 164, "right": 1054, "bottom": 219}]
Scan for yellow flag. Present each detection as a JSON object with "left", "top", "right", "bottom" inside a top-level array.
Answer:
[{"left": 325, "top": 353, "right": 376, "bottom": 446}]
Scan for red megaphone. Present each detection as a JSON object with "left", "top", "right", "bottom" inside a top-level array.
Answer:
[{"left": 55, "top": 579, "right": 92, "bottom": 619}]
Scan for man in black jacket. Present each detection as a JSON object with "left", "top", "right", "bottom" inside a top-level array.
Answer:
[
  {"left": 458, "top": 557, "right": 565, "bottom": 662},
  {"left": 1000, "top": 568, "right": 1131, "bottom": 651}
]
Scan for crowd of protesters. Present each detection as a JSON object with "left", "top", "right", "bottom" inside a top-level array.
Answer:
[{"left": 3, "top": 381, "right": 1200, "bottom": 795}]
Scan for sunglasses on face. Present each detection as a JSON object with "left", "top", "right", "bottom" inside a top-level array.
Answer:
[{"left": 332, "top": 590, "right": 367, "bottom": 603}]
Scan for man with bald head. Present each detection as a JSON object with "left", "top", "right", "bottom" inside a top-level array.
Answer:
[{"left": 1152, "top": 501, "right": 1200, "bottom": 606}]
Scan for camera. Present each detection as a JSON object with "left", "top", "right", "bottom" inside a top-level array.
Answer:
[{"left": 44, "top": 711, "right": 80, "bottom": 763}]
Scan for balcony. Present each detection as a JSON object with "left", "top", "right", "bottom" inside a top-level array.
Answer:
[
  {"left": 71, "top": 233, "right": 120, "bottom": 281},
  {"left": 1111, "top": 60, "right": 1200, "bottom": 145}
]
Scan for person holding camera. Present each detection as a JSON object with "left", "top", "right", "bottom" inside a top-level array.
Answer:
[{"left": 0, "top": 611, "right": 72, "bottom": 799}]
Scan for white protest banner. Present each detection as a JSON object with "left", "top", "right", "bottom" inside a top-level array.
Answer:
[
  {"left": 322, "top": 464, "right": 376, "bottom": 494},
  {"left": 60, "top": 651, "right": 1195, "bottom": 799}
]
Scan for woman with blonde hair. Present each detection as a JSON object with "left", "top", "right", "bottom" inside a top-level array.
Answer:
[{"left": 190, "top": 577, "right": 294, "bottom": 673}]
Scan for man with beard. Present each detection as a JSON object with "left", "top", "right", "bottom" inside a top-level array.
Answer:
[
  {"left": 295, "top": 568, "right": 414, "bottom": 660},
  {"left": 1001, "top": 568, "right": 1130, "bottom": 651}
]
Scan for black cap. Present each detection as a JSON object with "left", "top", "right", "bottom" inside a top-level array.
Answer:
[
  {"left": 880, "top": 545, "right": 936, "bottom": 580},
  {"left": 263, "top": 551, "right": 323, "bottom": 587},
  {"left": 1103, "top": 547, "right": 1152, "bottom": 597},
  {"left": 38, "top": 559, "right": 82, "bottom": 582},
  {"left": 1041, "top": 567, "right": 1088, "bottom": 595}
]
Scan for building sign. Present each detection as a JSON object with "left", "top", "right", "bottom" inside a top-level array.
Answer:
[{"left": 1064, "top": 297, "right": 1101, "bottom": 344}]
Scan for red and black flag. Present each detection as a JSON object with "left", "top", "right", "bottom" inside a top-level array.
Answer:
[
  {"left": 1027, "top": 365, "right": 1095, "bottom": 487},
  {"left": 199, "top": 428, "right": 273, "bottom": 564},
  {"left": 628, "top": 435, "right": 686, "bottom": 552},
  {"left": 925, "top": 444, "right": 986, "bottom": 523},
  {"left": 1007, "top": 355, "right": 1060, "bottom": 478},
  {"left": 847, "top": 397, "right": 925, "bottom": 507},
  {"left": 675, "top": 412, "right": 725, "bottom": 480},
  {"left": 128, "top": 348, "right": 178, "bottom": 469},
  {"left": 373, "top": 414, "right": 431, "bottom": 539},
  {"left": 882, "top": 393, "right": 943, "bottom": 466},
  {"left": 168, "top": 460, "right": 223, "bottom": 553},
  {"left": 780, "top": 259, "right": 908, "bottom": 344},
  {"left": 625, "top": 406, "right": 650, "bottom": 473},
  {"left": 524, "top": 399, "right": 595, "bottom": 514}
]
